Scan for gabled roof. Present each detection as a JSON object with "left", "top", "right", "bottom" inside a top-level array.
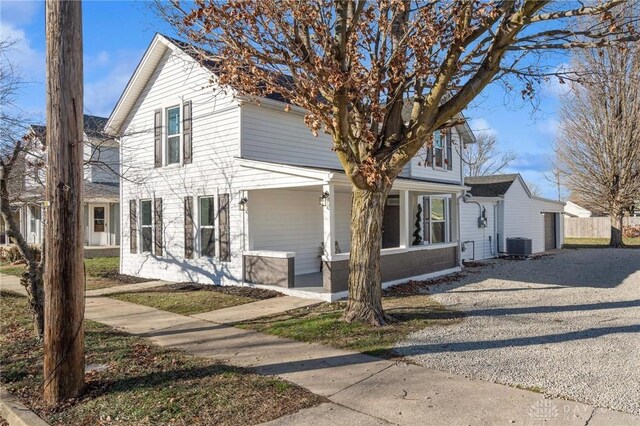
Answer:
[
  {"left": 29, "top": 115, "right": 109, "bottom": 145},
  {"left": 464, "top": 174, "right": 520, "bottom": 197}
]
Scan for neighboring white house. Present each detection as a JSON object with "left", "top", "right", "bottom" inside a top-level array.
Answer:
[
  {"left": 564, "top": 201, "right": 591, "bottom": 218},
  {"left": 460, "top": 174, "right": 565, "bottom": 261},
  {"left": 0, "top": 115, "right": 121, "bottom": 250},
  {"left": 106, "top": 34, "right": 476, "bottom": 301}
]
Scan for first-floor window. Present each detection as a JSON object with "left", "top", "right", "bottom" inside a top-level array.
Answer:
[
  {"left": 29, "top": 206, "right": 41, "bottom": 233},
  {"left": 141, "top": 200, "right": 152, "bottom": 252},
  {"left": 422, "top": 195, "right": 451, "bottom": 244},
  {"left": 199, "top": 196, "right": 216, "bottom": 257}
]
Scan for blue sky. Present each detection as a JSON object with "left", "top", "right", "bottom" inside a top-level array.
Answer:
[{"left": 1, "top": 0, "right": 567, "bottom": 199}]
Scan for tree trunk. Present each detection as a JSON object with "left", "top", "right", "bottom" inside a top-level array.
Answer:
[
  {"left": 22, "top": 260, "right": 44, "bottom": 337},
  {"left": 610, "top": 214, "right": 625, "bottom": 248},
  {"left": 343, "top": 185, "right": 391, "bottom": 326},
  {"left": 43, "top": 0, "right": 85, "bottom": 404}
]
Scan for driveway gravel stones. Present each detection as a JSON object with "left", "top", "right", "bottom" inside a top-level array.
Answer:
[{"left": 397, "top": 248, "right": 640, "bottom": 415}]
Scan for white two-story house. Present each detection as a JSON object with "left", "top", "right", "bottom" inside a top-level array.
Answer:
[
  {"left": 0, "top": 116, "right": 121, "bottom": 253},
  {"left": 107, "top": 34, "right": 475, "bottom": 301}
]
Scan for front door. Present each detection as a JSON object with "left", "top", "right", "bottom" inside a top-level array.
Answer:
[
  {"left": 544, "top": 213, "right": 556, "bottom": 251},
  {"left": 90, "top": 204, "right": 108, "bottom": 246}
]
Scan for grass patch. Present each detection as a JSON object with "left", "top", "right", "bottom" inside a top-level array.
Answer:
[
  {"left": 109, "top": 283, "right": 281, "bottom": 316},
  {"left": 238, "top": 295, "right": 463, "bottom": 358},
  {"left": 0, "top": 265, "right": 26, "bottom": 277},
  {"left": 1, "top": 257, "right": 148, "bottom": 291},
  {"left": 0, "top": 290, "right": 322, "bottom": 425},
  {"left": 563, "top": 237, "right": 640, "bottom": 248}
]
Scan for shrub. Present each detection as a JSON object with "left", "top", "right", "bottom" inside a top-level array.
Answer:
[
  {"left": 623, "top": 225, "right": 640, "bottom": 238},
  {"left": 0, "top": 246, "right": 22, "bottom": 263},
  {"left": 0, "top": 245, "right": 41, "bottom": 264}
]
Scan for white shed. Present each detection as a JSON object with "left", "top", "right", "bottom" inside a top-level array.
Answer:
[{"left": 460, "top": 174, "right": 565, "bottom": 260}]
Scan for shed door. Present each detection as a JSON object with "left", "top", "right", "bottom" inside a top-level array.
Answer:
[{"left": 544, "top": 213, "right": 556, "bottom": 250}]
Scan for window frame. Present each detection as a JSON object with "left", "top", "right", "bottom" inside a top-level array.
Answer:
[
  {"left": 165, "top": 105, "right": 182, "bottom": 166},
  {"left": 421, "top": 195, "right": 451, "bottom": 245},
  {"left": 197, "top": 195, "right": 217, "bottom": 258},
  {"left": 140, "top": 199, "right": 153, "bottom": 253}
]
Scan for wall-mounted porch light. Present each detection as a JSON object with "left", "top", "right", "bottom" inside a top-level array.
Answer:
[
  {"left": 319, "top": 191, "right": 330, "bottom": 207},
  {"left": 238, "top": 197, "right": 248, "bottom": 212}
]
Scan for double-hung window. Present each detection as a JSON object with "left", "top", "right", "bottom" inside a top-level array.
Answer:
[
  {"left": 166, "top": 106, "right": 181, "bottom": 165},
  {"left": 422, "top": 195, "right": 451, "bottom": 244},
  {"left": 434, "top": 131, "right": 444, "bottom": 169},
  {"left": 141, "top": 200, "right": 153, "bottom": 252},
  {"left": 199, "top": 196, "right": 216, "bottom": 257}
]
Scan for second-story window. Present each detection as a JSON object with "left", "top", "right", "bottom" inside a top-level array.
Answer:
[
  {"left": 434, "top": 131, "right": 444, "bottom": 168},
  {"left": 166, "top": 106, "right": 181, "bottom": 165}
]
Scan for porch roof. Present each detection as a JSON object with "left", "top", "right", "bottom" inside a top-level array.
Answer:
[{"left": 237, "top": 158, "right": 468, "bottom": 193}]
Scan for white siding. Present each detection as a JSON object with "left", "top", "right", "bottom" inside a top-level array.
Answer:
[
  {"left": 248, "top": 189, "right": 323, "bottom": 275},
  {"left": 85, "top": 143, "right": 119, "bottom": 184},
  {"left": 409, "top": 129, "right": 464, "bottom": 184},
  {"left": 334, "top": 191, "right": 352, "bottom": 254},
  {"left": 460, "top": 200, "right": 496, "bottom": 260},
  {"left": 241, "top": 104, "right": 340, "bottom": 169},
  {"left": 119, "top": 47, "right": 245, "bottom": 283},
  {"left": 501, "top": 180, "right": 564, "bottom": 253}
]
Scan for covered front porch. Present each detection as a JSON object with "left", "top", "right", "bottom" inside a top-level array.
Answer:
[{"left": 238, "top": 160, "right": 463, "bottom": 298}]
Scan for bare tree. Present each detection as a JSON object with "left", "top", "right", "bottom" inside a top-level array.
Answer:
[
  {"left": 527, "top": 180, "right": 542, "bottom": 197},
  {"left": 464, "top": 132, "right": 516, "bottom": 177},
  {"left": 0, "top": 39, "right": 45, "bottom": 337},
  {"left": 161, "top": 0, "right": 639, "bottom": 324},
  {"left": 542, "top": 163, "right": 567, "bottom": 201},
  {"left": 556, "top": 39, "right": 640, "bottom": 247}
]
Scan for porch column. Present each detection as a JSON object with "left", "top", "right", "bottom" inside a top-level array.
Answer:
[
  {"left": 322, "top": 183, "right": 335, "bottom": 259},
  {"left": 399, "top": 189, "right": 411, "bottom": 248}
]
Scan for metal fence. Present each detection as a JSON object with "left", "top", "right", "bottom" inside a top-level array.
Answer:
[{"left": 564, "top": 216, "right": 640, "bottom": 238}]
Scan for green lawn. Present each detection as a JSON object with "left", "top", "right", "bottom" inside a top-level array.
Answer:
[
  {"left": 238, "top": 294, "right": 463, "bottom": 358},
  {"left": 0, "top": 290, "right": 322, "bottom": 425},
  {"left": 109, "top": 284, "right": 281, "bottom": 316},
  {"left": 564, "top": 237, "right": 640, "bottom": 248},
  {"left": 0, "top": 257, "right": 148, "bottom": 291}
]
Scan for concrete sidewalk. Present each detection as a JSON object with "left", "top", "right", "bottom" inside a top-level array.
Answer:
[
  {"left": 2, "top": 273, "right": 638, "bottom": 425},
  {"left": 192, "top": 296, "right": 320, "bottom": 324}
]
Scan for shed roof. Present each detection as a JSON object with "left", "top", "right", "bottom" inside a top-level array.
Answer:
[{"left": 464, "top": 174, "right": 519, "bottom": 197}]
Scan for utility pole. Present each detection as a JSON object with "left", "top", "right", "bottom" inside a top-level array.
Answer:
[{"left": 43, "top": 0, "right": 85, "bottom": 404}]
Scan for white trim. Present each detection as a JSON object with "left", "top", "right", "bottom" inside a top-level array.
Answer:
[
  {"left": 244, "top": 250, "right": 296, "bottom": 259},
  {"left": 324, "top": 241, "right": 458, "bottom": 262}
]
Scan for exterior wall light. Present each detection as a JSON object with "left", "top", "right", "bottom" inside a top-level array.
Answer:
[
  {"left": 319, "top": 191, "right": 330, "bottom": 207},
  {"left": 238, "top": 197, "right": 248, "bottom": 212}
]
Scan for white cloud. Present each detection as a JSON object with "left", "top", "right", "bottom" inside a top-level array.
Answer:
[
  {"left": 84, "top": 50, "right": 141, "bottom": 117},
  {"left": 0, "top": 23, "right": 45, "bottom": 81},
  {"left": 536, "top": 118, "right": 559, "bottom": 140},
  {"left": 468, "top": 118, "right": 498, "bottom": 138}
]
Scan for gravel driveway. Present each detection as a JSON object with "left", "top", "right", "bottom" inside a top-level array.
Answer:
[{"left": 396, "top": 248, "right": 640, "bottom": 415}]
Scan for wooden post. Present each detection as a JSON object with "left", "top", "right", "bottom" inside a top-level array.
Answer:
[{"left": 43, "top": 0, "right": 85, "bottom": 404}]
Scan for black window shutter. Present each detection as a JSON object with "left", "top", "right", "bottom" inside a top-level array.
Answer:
[
  {"left": 184, "top": 196, "right": 194, "bottom": 259},
  {"left": 426, "top": 145, "right": 433, "bottom": 167},
  {"left": 154, "top": 197, "right": 163, "bottom": 256},
  {"left": 154, "top": 109, "right": 162, "bottom": 167},
  {"left": 183, "top": 101, "right": 192, "bottom": 164},
  {"left": 446, "top": 129, "right": 453, "bottom": 170},
  {"left": 218, "top": 193, "right": 231, "bottom": 262},
  {"left": 129, "top": 200, "right": 137, "bottom": 253}
]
